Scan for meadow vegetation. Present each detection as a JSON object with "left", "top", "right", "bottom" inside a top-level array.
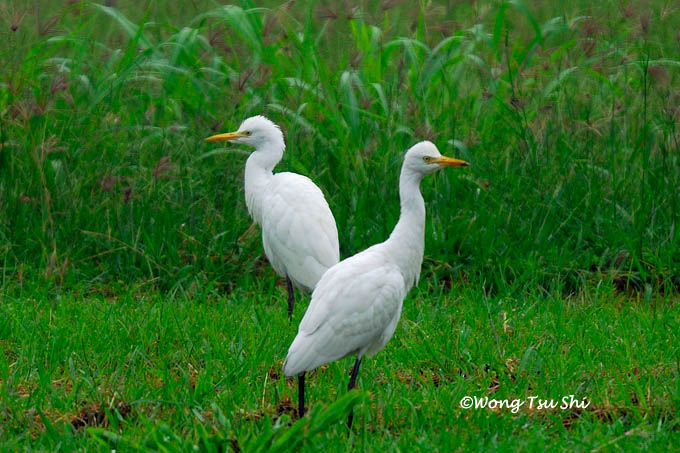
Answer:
[{"left": 0, "top": 0, "right": 678, "bottom": 449}]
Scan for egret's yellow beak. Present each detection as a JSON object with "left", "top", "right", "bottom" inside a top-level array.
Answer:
[
  {"left": 205, "top": 131, "right": 247, "bottom": 142},
  {"left": 433, "top": 156, "right": 470, "bottom": 167}
]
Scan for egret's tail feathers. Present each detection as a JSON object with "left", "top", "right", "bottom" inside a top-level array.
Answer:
[{"left": 283, "top": 334, "right": 328, "bottom": 377}]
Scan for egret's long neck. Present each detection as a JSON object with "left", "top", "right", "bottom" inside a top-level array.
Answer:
[
  {"left": 244, "top": 139, "right": 284, "bottom": 224},
  {"left": 385, "top": 167, "right": 426, "bottom": 291}
]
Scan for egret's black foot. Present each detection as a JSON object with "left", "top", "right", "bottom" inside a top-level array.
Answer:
[{"left": 298, "top": 373, "right": 306, "bottom": 419}]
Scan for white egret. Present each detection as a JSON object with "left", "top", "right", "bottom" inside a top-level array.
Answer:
[
  {"left": 205, "top": 116, "right": 340, "bottom": 318},
  {"left": 283, "top": 141, "right": 469, "bottom": 427}
]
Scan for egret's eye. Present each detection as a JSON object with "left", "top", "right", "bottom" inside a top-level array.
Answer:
[
  {"left": 244, "top": 131, "right": 252, "bottom": 136},
  {"left": 423, "top": 156, "right": 433, "bottom": 163}
]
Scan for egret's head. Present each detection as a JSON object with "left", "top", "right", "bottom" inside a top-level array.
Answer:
[
  {"left": 403, "top": 141, "right": 470, "bottom": 176},
  {"left": 205, "top": 115, "right": 285, "bottom": 149}
]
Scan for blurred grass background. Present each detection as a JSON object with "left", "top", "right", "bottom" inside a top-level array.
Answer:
[
  {"left": 1, "top": 0, "right": 678, "bottom": 298},
  {"left": 1, "top": 1, "right": 680, "bottom": 449}
]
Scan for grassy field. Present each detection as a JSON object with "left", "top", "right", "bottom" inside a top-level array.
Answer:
[
  {"left": 1, "top": 0, "right": 679, "bottom": 450},
  {"left": 1, "top": 286, "right": 679, "bottom": 450}
]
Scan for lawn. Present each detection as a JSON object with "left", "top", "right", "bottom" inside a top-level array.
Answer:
[
  {"left": 1, "top": 0, "right": 679, "bottom": 450},
  {"left": 1, "top": 285, "right": 678, "bottom": 450}
]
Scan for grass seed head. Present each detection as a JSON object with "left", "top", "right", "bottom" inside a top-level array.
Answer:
[
  {"left": 639, "top": 12, "right": 651, "bottom": 37},
  {"left": 647, "top": 65, "right": 669, "bottom": 86}
]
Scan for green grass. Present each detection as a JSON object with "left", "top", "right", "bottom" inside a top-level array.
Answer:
[
  {"left": 1, "top": 0, "right": 679, "bottom": 449},
  {"left": 1, "top": 0, "right": 678, "bottom": 295},
  {"left": 1, "top": 286, "right": 678, "bottom": 450}
]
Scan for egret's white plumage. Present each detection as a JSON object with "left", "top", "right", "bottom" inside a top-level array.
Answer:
[
  {"left": 282, "top": 141, "right": 469, "bottom": 423},
  {"left": 258, "top": 172, "right": 339, "bottom": 292},
  {"left": 206, "top": 116, "right": 339, "bottom": 316}
]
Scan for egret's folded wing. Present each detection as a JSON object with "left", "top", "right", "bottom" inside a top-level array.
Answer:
[
  {"left": 261, "top": 172, "right": 339, "bottom": 289},
  {"left": 283, "top": 252, "right": 406, "bottom": 375}
]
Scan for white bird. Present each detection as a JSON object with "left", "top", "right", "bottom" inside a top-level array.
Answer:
[
  {"left": 283, "top": 141, "right": 469, "bottom": 427},
  {"left": 205, "top": 116, "right": 340, "bottom": 318}
]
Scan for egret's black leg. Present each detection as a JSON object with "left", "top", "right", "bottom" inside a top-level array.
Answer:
[
  {"left": 286, "top": 276, "right": 295, "bottom": 321},
  {"left": 298, "top": 373, "right": 306, "bottom": 418},
  {"left": 347, "top": 356, "right": 362, "bottom": 430}
]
